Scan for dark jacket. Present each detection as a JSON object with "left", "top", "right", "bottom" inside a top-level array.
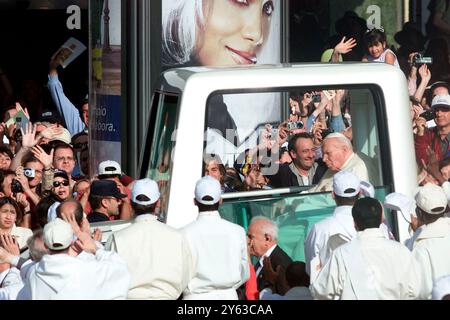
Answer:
[
  {"left": 87, "top": 211, "right": 110, "bottom": 223},
  {"left": 266, "top": 160, "right": 328, "bottom": 188},
  {"left": 256, "top": 245, "right": 293, "bottom": 293}
]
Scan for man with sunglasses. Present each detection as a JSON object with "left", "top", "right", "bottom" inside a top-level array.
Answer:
[
  {"left": 47, "top": 170, "right": 72, "bottom": 223},
  {"left": 87, "top": 180, "right": 127, "bottom": 223},
  {"left": 35, "top": 142, "right": 78, "bottom": 193},
  {"left": 97, "top": 160, "right": 133, "bottom": 220}
]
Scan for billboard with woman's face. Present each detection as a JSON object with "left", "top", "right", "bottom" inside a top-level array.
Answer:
[
  {"left": 162, "top": 0, "right": 280, "bottom": 66},
  {"left": 162, "top": 0, "right": 282, "bottom": 165}
]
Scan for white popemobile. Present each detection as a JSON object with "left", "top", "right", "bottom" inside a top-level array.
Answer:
[{"left": 94, "top": 63, "right": 418, "bottom": 262}]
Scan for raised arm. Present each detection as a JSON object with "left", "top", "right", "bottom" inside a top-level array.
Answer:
[
  {"left": 415, "top": 64, "right": 432, "bottom": 103},
  {"left": 331, "top": 37, "right": 357, "bottom": 62},
  {"left": 48, "top": 58, "right": 85, "bottom": 136}
]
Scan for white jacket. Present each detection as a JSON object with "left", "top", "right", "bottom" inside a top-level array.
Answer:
[
  {"left": 412, "top": 217, "right": 450, "bottom": 299},
  {"left": 311, "top": 228, "right": 420, "bottom": 300},
  {"left": 18, "top": 249, "right": 130, "bottom": 300},
  {"left": 106, "top": 214, "right": 195, "bottom": 300},
  {"left": 11, "top": 225, "right": 33, "bottom": 250},
  {"left": 304, "top": 205, "right": 356, "bottom": 276},
  {"left": 311, "top": 153, "right": 369, "bottom": 193},
  {"left": 181, "top": 211, "right": 249, "bottom": 299},
  {"left": 0, "top": 268, "right": 23, "bottom": 300}
]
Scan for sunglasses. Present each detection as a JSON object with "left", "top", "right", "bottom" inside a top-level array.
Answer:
[{"left": 53, "top": 180, "right": 70, "bottom": 188}]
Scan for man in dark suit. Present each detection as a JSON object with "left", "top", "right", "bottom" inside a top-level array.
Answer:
[{"left": 247, "top": 216, "right": 292, "bottom": 294}]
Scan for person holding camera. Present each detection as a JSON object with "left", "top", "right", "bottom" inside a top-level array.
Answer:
[
  {"left": 15, "top": 152, "right": 45, "bottom": 201},
  {"left": 0, "top": 170, "right": 32, "bottom": 228},
  {"left": 415, "top": 94, "right": 450, "bottom": 165}
]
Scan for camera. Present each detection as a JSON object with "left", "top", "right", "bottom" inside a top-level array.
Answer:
[
  {"left": 412, "top": 53, "right": 433, "bottom": 67},
  {"left": 287, "top": 121, "right": 304, "bottom": 130},
  {"left": 11, "top": 179, "right": 23, "bottom": 194},
  {"left": 23, "top": 168, "right": 36, "bottom": 178},
  {"left": 419, "top": 110, "right": 435, "bottom": 122},
  {"left": 269, "top": 128, "right": 278, "bottom": 139},
  {"left": 311, "top": 94, "right": 321, "bottom": 103},
  {"left": 320, "top": 128, "right": 334, "bottom": 139}
]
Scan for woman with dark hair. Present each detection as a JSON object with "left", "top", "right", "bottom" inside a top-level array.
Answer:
[
  {"left": 44, "top": 170, "right": 72, "bottom": 224},
  {"left": 0, "top": 197, "right": 32, "bottom": 250},
  {"left": 0, "top": 146, "right": 13, "bottom": 170}
]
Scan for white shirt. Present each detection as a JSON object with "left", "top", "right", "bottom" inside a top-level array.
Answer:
[
  {"left": 260, "top": 286, "right": 313, "bottom": 300},
  {"left": 311, "top": 153, "right": 369, "bottom": 193},
  {"left": 256, "top": 244, "right": 277, "bottom": 277},
  {"left": 47, "top": 201, "right": 61, "bottom": 223},
  {"left": 0, "top": 268, "right": 23, "bottom": 300},
  {"left": 105, "top": 214, "right": 195, "bottom": 300},
  {"left": 367, "top": 48, "right": 400, "bottom": 68},
  {"left": 17, "top": 249, "right": 130, "bottom": 300},
  {"left": 311, "top": 228, "right": 420, "bottom": 300},
  {"left": 304, "top": 206, "right": 356, "bottom": 276},
  {"left": 181, "top": 211, "right": 249, "bottom": 299},
  {"left": 412, "top": 217, "right": 450, "bottom": 299},
  {"left": 11, "top": 225, "right": 33, "bottom": 251}
]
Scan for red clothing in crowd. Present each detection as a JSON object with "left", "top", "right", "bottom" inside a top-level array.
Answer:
[
  {"left": 245, "top": 263, "right": 259, "bottom": 300},
  {"left": 415, "top": 127, "right": 447, "bottom": 165}
]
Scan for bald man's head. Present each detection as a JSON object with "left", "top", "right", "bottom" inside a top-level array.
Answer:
[{"left": 56, "top": 199, "right": 84, "bottom": 227}]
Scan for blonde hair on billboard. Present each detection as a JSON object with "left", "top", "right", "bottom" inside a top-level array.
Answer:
[{"left": 162, "top": 0, "right": 206, "bottom": 66}]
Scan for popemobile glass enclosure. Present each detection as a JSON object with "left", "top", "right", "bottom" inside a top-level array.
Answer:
[{"left": 137, "top": 63, "right": 417, "bottom": 262}]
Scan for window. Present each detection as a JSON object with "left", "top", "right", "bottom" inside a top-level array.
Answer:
[
  {"left": 142, "top": 91, "right": 179, "bottom": 222},
  {"left": 203, "top": 86, "right": 396, "bottom": 256}
]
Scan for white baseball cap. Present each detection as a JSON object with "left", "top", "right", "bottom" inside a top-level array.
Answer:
[
  {"left": 49, "top": 127, "right": 72, "bottom": 145},
  {"left": 431, "top": 94, "right": 450, "bottom": 109},
  {"left": 360, "top": 181, "right": 375, "bottom": 198},
  {"left": 131, "top": 178, "right": 160, "bottom": 205},
  {"left": 415, "top": 183, "right": 448, "bottom": 214},
  {"left": 384, "top": 192, "right": 415, "bottom": 223},
  {"left": 333, "top": 171, "right": 361, "bottom": 197},
  {"left": 43, "top": 218, "right": 73, "bottom": 251},
  {"left": 98, "top": 160, "right": 122, "bottom": 176},
  {"left": 195, "top": 176, "right": 222, "bottom": 205}
]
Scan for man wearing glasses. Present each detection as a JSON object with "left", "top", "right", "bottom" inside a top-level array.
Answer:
[{"left": 34, "top": 142, "right": 78, "bottom": 192}]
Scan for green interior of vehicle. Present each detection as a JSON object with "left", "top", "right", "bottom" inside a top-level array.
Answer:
[{"left": 220, "top": 188, "right": 392, "bottom": 262}]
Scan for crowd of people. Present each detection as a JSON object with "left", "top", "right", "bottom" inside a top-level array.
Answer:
[{"left": 0, "top": 6, "right": 450, "bottom": 300}]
